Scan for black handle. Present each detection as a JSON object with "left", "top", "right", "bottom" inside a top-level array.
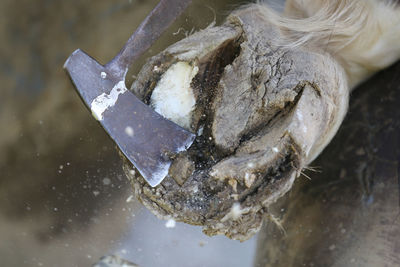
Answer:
[{"left": 106, "top": 0, "right": 192, "bottom": 79}]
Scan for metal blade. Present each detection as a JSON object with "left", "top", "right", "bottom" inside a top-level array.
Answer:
[{"left": 64, "top": 49, "right": 195, "bottom": 187}]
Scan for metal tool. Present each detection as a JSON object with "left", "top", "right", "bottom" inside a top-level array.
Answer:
[{"left": 64, "top": 0, "right": 195, "bottom": 187}]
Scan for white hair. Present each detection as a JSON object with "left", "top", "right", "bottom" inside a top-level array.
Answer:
[{"left": 255, "top": 0, "right": 400, "bottom": 87}]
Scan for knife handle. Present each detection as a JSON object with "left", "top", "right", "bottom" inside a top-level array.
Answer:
[{"left": 106, "top": 0, "right": 192, "bottom": 79}]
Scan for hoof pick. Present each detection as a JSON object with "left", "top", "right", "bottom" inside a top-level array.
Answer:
[{"left": 64, "top": 0, "right": 195, "bottom": 187}]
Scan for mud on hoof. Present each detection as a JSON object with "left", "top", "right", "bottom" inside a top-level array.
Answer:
[{"left": 124, "top": 6, "right": 348, "bottom": 241}]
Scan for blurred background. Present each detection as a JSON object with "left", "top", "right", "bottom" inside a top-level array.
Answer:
[
  {"left": 0, "top": 0, "right": 257, "bottom": 266},
  {"left": 2, "top": 0, "right": 400, "bottom": 266}
]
